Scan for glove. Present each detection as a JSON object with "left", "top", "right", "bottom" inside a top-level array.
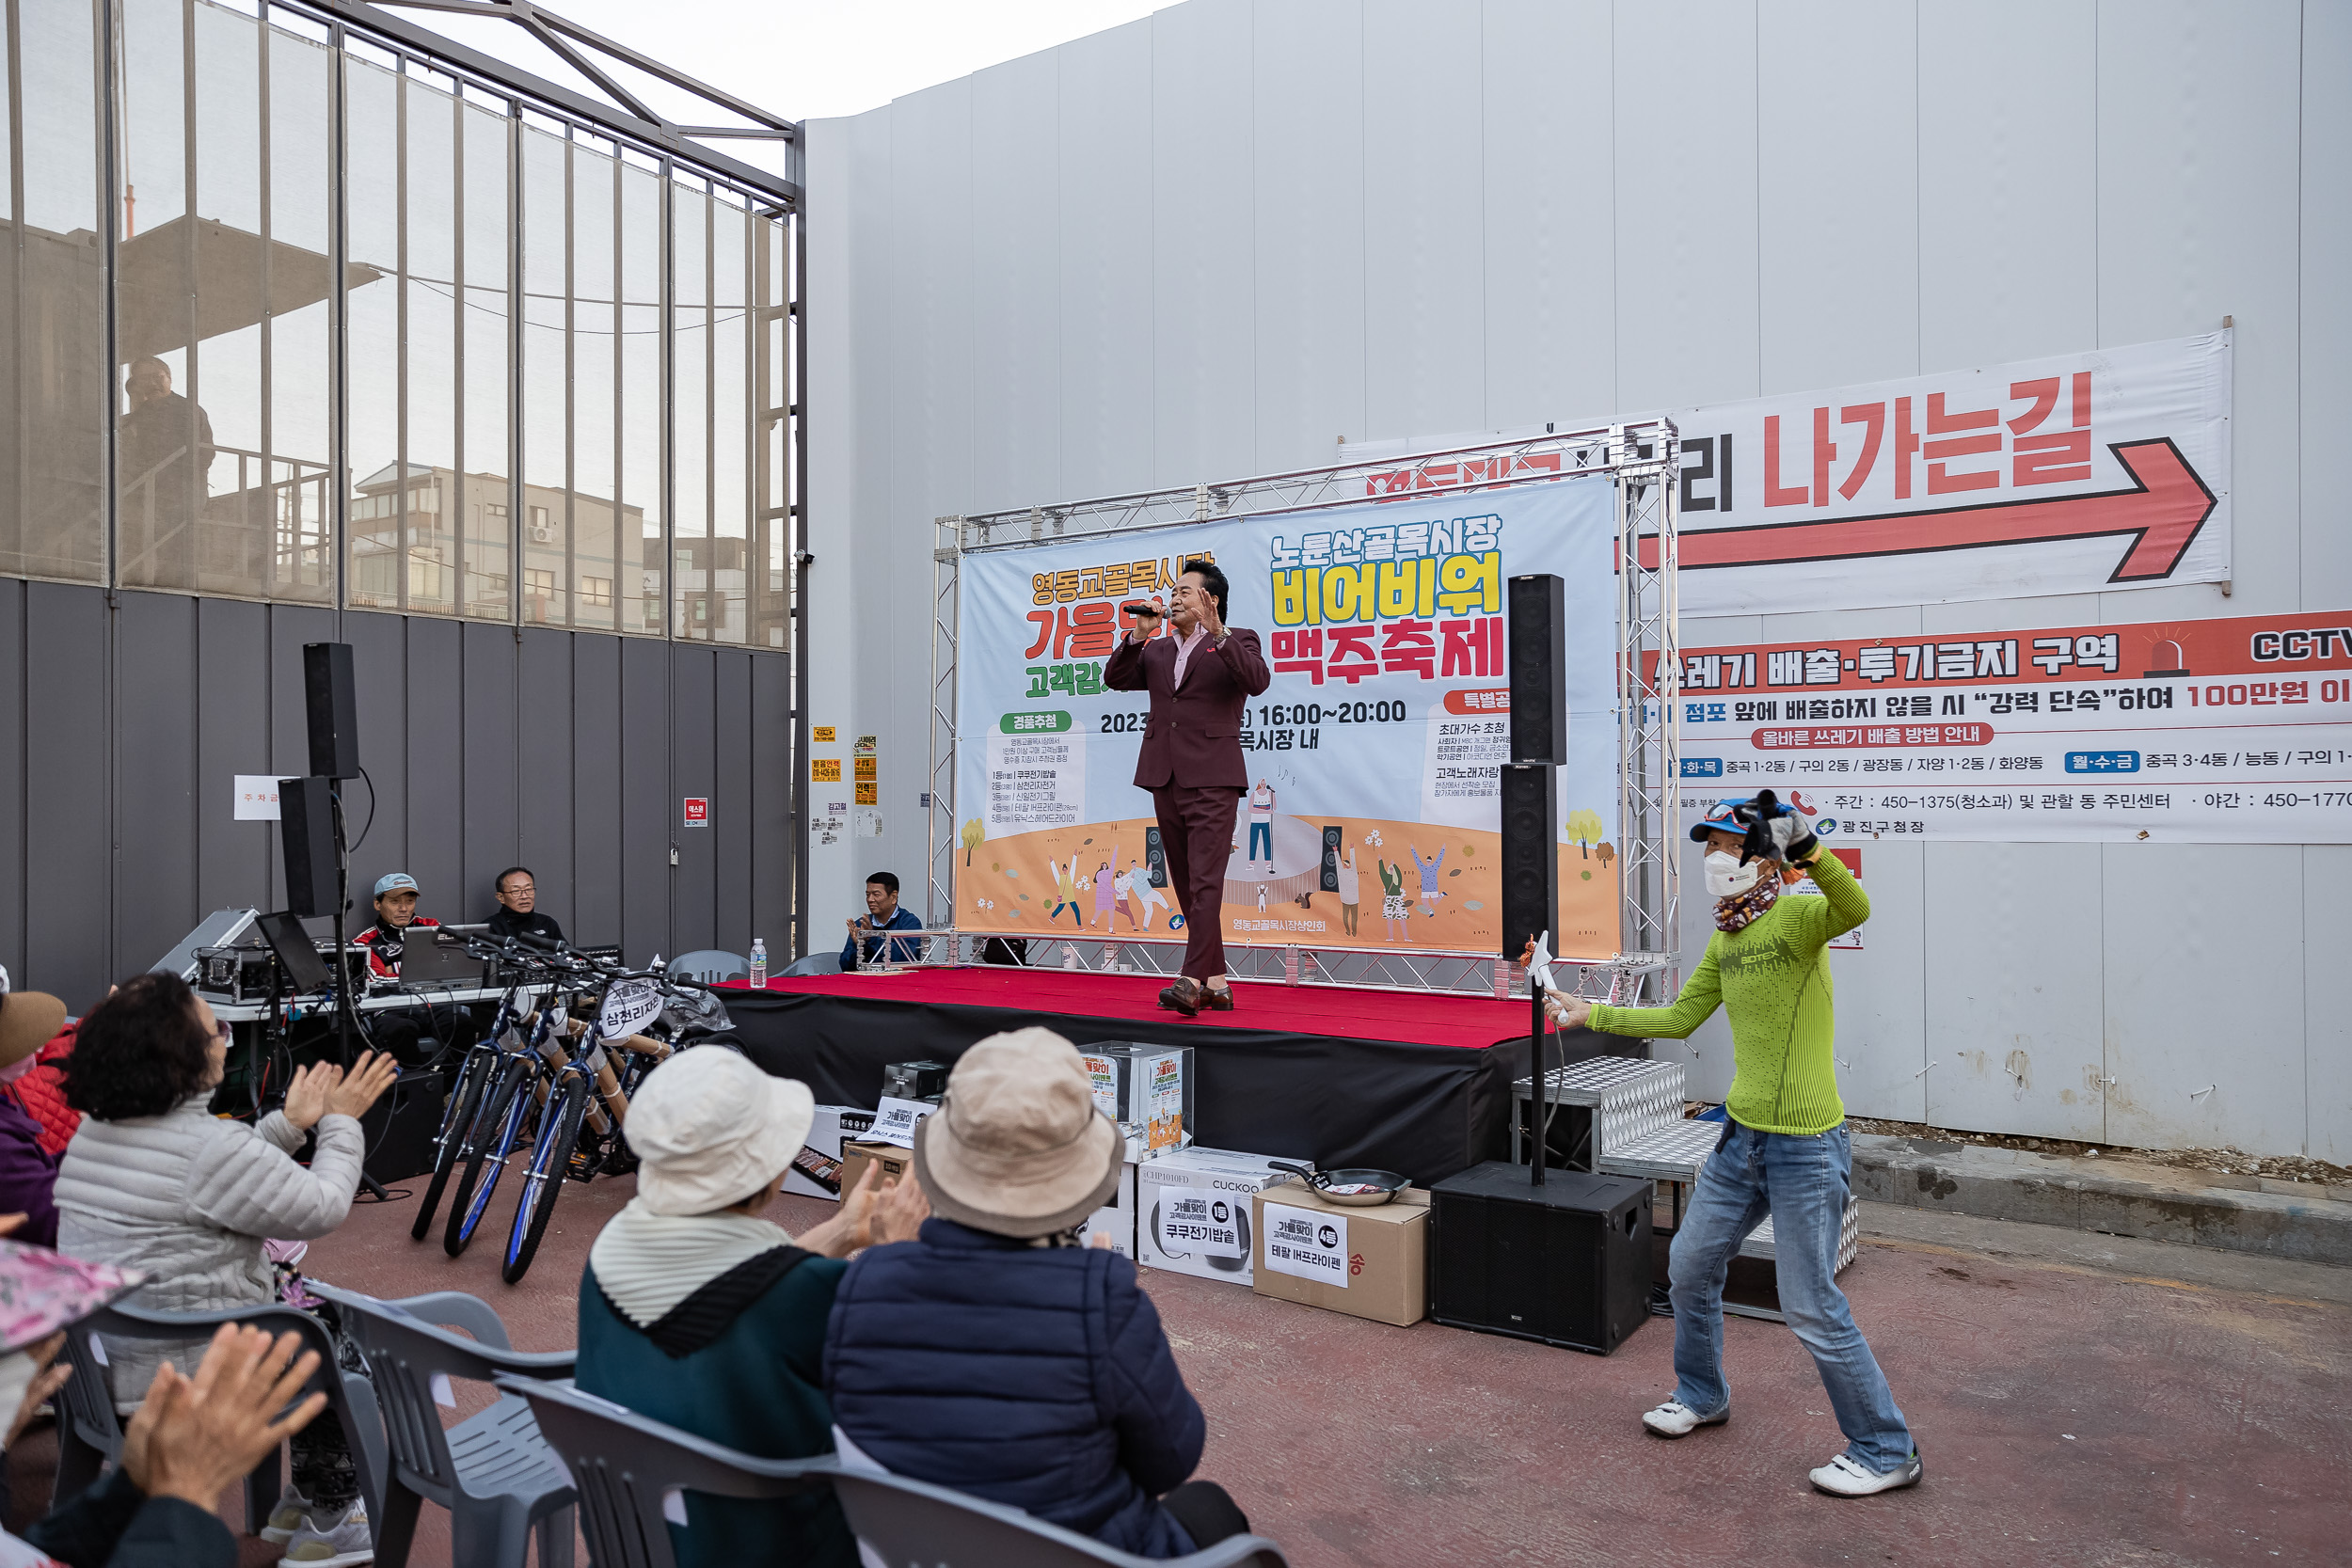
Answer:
[{"left": 1744, "top": 788, "right": 1818, "bottom": 864}]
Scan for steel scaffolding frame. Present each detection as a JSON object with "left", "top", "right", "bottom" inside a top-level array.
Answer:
[{"left": 926, "top": 420, "right": 1682, "bottom": 1002}]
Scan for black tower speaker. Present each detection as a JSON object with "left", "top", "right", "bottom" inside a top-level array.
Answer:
[
  {"left": 1498, "top": 762, "right": 1557, "bottom": 963},
  {"left": 303, "top": 642, "right": 360, "bottom": 780},
  {"left": 1428, "top": 1161, "right": 1653, "bottom": 1354},
  {"left": 278, "top": 775, "right": 340, "bottom": 920},
  {"left": 1507, "top": 574, "right": 1566, "bottom": 766}
]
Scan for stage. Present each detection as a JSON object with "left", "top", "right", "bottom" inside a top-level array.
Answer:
[{"left": 715, "top": 968, "right": 1617, "bottom": 1183}]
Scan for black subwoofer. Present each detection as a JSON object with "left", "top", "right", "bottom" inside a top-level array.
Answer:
[{"left": 1429, "top": 1160, "right": 1652, "bottom": 1354}]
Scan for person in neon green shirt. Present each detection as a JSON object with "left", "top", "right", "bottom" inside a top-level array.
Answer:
[{"left": 1548, "top": 790, "right": 1920, "bottom": 1498}]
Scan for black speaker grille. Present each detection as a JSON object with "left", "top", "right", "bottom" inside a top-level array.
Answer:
[
  {"left": 1507, "top": 575, "right": 1566, "bottom": 766},
  {"left": 278, "top": 776, "right": 341, "bottom": 920},
  {"left": 1498, "top": 763, "right": 1557, "bottom": 963}
]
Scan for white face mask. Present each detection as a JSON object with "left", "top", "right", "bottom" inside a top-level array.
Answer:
[{"left": 1705, "top": 850, "right": 1765, "bottom": 899}]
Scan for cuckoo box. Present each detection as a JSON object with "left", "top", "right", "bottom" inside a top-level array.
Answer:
[
  {"left": 1136, "top": 1148, "right": 1307, "bottom": 1286},
  {"left": 1250, "top": 1185, "right": 1430, "bottom": 1327},
  {"left": 1079, "top": 1043, "right": 1194, "bottom": 1155}
]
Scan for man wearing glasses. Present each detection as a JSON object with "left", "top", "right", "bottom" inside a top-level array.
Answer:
[{"left": 486, "top": 865, "right": 566, "bottom": 946}]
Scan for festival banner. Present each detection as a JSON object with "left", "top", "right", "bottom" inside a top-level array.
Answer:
[
  {"left": 953, "top": 479, "right": 1625, "bottom": 958},
  {"left": 1352, "top": 332, "right": 2232, "bottom": 619},
  {"left": 1668, "top": 610, "right": 2352, "bottom": 844}
]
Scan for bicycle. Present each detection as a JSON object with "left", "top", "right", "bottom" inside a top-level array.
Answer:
[{"left": 410, "top": 966, "right": 551, "bottom": 1242}]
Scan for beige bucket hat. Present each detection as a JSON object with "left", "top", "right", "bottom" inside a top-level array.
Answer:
[
  {"left": 627, "top": 1045, "right": 816, "bottom": 1216},
  {"left": 0, "top": 991, "right": 65, "bottom": 1072},
  {"left": 914, "top": 1027, "right": 1123, "bottom": 1238}
]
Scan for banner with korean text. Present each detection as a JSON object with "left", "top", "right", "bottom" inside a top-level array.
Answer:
[
  {"left": 1669, "top": 610, "right": 2352, "bottom": 844},
  {"left": 952, "top": 478, "right": 1625, "bottom": 958}
]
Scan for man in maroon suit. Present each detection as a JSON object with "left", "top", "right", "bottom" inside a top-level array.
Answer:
[{"left": 1104, "top": 559, "right": 1270, "bottom": 1015}]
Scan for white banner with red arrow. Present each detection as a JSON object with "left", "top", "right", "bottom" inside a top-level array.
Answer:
[{"left": 1660, "top": 332, "right": 2230, "bottom": 618}]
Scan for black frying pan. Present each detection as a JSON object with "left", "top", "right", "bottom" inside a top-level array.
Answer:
[{"left": 1268, "top": 1161, "right": 1408, "bottom": 1207}]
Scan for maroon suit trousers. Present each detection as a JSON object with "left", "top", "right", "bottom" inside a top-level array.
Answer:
[{"left": 1152, "top": 784, "right": 1238, "bottom": 981}]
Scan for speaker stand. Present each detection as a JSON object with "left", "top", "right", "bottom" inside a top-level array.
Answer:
[
  {"left": 1528, "top": 983, "right": 1548, "bottom": 1187},
  {"left": 329, "top": 785, "right": 392, "bottom": 1204}
]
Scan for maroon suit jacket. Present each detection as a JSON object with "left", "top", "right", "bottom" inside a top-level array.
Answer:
[{"left": 1103, "top": 626, "right": 1271, "bottom": 791}]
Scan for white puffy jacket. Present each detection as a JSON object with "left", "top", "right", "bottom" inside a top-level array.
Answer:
[{"left": 55, "top": 1092, "right": 366, "bottom": 1405}]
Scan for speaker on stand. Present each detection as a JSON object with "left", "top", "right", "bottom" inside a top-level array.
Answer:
[{"left": 1501, "top": 575, "right": 1565, "bottom": 1187}]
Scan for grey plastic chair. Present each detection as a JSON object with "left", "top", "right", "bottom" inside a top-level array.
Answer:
[
  {"left": 308, "top": 1283, "right": 577, "bottom": 1568},
  {"left": 829, "top": 1467, "right": 1292, "bottom": 1568},
  {"left": 56, "top": 1299, "right": 387, "bottom": 1536},
  {"left": 666, "top": 949, "right": 750, "bottom": 984},
  {"left": 780, "top": 951, "right": 841, "bottom": 977},
  {"left": 495, "top": 1375, "right": 837, "bottom": 1568}
]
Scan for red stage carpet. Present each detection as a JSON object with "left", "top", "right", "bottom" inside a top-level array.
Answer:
[{"left": 733, "top": 968, "right": 1533, "bottom": 1052}]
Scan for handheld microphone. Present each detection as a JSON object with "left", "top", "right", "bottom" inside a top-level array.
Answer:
[{"left": 1120, "top": 601, "right": 1162, "bottom": 620}]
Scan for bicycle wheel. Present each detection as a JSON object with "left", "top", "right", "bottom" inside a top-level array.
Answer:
[
  {"left": 445, "top": 1054, "right": 534, "bottom": 1258},
  {"left": 502, "top": 1075, "right": 589, "bottom": 1285},
  {"left": 411, "top": 1051, "right": 491, "bottom": 1241}
]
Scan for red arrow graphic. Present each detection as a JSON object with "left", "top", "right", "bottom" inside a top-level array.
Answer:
[{"left": 1637, "top": 438, "right": 2217, "bottom": 582}]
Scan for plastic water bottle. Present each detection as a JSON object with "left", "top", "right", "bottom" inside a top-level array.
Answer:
[{"left": 749, "top": 939, "right": 768, "bottom": 989}]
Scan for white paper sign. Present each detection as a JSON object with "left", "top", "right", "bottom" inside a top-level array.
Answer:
[
  {"left": 867, "top": 1096, "right": 938, "bottom": 1148},
  {"left": 233, "top": 775, "right": 284, "bottom": 820},
  {"left": 597, "top": 977, "right": 664, "bottom": 1041},
  {"left": 1082, "top": 1055, "right": 1120, "bottom": 1120},
  {"left": 1262, "top": 1202, "right": 1348, "bottom": 1288},
  {"left": 1156, "top": 1191, "right": 1245, "bottom": 1259}
]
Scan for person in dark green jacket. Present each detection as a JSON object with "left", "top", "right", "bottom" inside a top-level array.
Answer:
[
  {"left": 1545, "top": 790, "right": 1920, "bottom": 1499},
  {"left": 576, "top": 1047, "right": 928, "bottom": 1568}
]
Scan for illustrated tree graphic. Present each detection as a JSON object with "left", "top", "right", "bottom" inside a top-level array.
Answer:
[
  {"left": 1595, "top": 841, "right": 1616, "bottom": 870},
  {"left": 961, "top": 817, "right": 985, "bottom": 864},
  {"left": 1565, "top": 808, "right": 1606, "bottom": 860}
]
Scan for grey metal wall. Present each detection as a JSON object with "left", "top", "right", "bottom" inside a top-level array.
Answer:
[{"left": 0, "top": 578, "right": 792, "bottom": 1014}]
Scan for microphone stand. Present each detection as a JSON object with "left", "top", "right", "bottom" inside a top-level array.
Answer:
[{"left": 331, "top": 784, "right": 391, "bottom": 1202}]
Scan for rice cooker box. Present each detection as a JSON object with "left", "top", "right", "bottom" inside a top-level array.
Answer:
[
  {"left": 1079, "top": 1043, "right": 1194, "bottom": 1155},
  {"left": 1136, "top": 1148, "right": 1309, "bottom": 1286}
]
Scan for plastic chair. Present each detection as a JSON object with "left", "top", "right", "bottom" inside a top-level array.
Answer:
[
  {"left": 494, "top": 1375, "right": 837, "bottom": 1568},
  {"left": 666, "top": 949, "right": 750, "bottom": 985},
  {"left": 307, "top": 1283, "right": 578, "bottom": 1568},
  {"left": 56, "top": 1299, "right": 387, "bottom": 1537},
  {"left": 779, "top": 951, "right": 840, "bottom": 977},
  {"left": 828, "top": 1467, "right": 1292, "bottom": 1568}
]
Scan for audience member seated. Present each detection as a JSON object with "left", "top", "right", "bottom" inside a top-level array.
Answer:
[
  {"left": 485, "top": 865, "right": 565, "bottom": 946},
  {"left": 6, "top": 1009, "right": 82, "bottom": 1158},
  {"left": 824, "top": 1028, "right": 1252, "bottom": 1559},
  {"left": 6, "top": 1318, "right": 332, "bottom": 1568},
  {"left": 576, "top": 1047, "right": 928, "bottom": 1568},
  {"left": 53, "top": 974, "right": 397, "bottom": 1566},
  {"left": 840, "top": 871, "right": 924, "bottom": 971},
  {"left": 0, "top": 989, "right": 67, "bottom": 1247}
]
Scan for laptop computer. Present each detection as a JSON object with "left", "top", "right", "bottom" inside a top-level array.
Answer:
[
  {"left": 395, "top": 928, "right": 488, "bottom": 990},
  {"left": 253, "top": 911, "right": 333, "bottom": 995}
]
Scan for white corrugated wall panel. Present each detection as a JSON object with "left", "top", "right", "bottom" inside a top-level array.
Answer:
[
  {"left": 1479, "top": 0, "right": 1615, "bottom": 434},
  {"left": 1152, "top": 0, "right": 1260, "bottom": 486},
  {"left": 1057, "top": 22, "right": 1158, "bottom": 500},
  {"left": 1251, "top": 0, "right": 1367, "bottom": 467},
  {"left": 969, "top": 55, "right": 1063, "bottom": 515},
  {"left": 2301, "top": 0, "right": 2352, "bottom": 613},
  {"left": 1755, "top": 0, "right": 1918, "bottom": 393},
  {"left": 1611, "top": 0, "right": 1760, "bottom": 414},
  {"left": 2302, "top": 846, "right": 2352, "bottom": 1163},
  {"left": 1363, "top": 0, "right": 1489, "bottom": 442}
]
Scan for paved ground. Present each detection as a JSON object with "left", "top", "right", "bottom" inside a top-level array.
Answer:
[{"left": 15, "top": 1167, "right": 2345, "bottom": 1566}]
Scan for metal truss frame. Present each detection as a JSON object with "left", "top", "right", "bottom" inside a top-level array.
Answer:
[
  {"left": 281, "top": 0, "right": 802, "bottom": 208},
  {"left": 927, "top": 420, "right": 1681, "bottom": 1001}
]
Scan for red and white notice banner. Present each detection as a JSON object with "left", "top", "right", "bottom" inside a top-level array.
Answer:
[
  {"left": 1663, "top": 333, "right": 2231, "bottom": 616},
  {"left": 1669, "top": 610, "right": 2352, "bottom": 845}
]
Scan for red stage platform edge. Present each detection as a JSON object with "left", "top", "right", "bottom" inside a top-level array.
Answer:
[{"left": 723, "top": 969, "right": 1534, "bottom": 1053}]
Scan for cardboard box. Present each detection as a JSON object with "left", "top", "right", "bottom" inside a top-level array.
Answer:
[
  {"left": 1076, "top": 1162, "right": 1139, "bottom": 1259},
  {"left": 784, "top": 1106, "right": 874, "bottom": 1200},
  {"left": 1136, "top": 1148, "right": 1309, "bottom": 1286},
  {"left": 1251, "top": 1185, "right": 1429, "bottom": 1327},
  {"left": 837, "top": 1138, "right": 913, "bottom": 1198}
]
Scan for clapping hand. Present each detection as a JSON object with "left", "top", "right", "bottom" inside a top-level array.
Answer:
[{"left": 124, "top": 1324, "right": 327, "bottom": 1514}]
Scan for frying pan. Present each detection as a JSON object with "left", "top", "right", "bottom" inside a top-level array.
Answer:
[{"left": 1268, "top": 1160, "right": 1408, "bottom": 1208}]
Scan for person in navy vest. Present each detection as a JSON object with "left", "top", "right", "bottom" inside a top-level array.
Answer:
[
  {"left": 824, "top": 1028, "right": 1253, "bottom": 1558},
  {"left": 1103, "top": 560, "right": 1270, "bottom": 1015}
]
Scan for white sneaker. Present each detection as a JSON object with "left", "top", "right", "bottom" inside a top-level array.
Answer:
[
  {"left": 1641, "top": 1399, "right": 1729, "bottom": 1437},
  {"left": 1809, "top": 1449, "right": 1924, "bottom": 1497},
  {"left": 281, "top": 1497, "right": 374, "bottom": 1566},
  {"left": 259, "top": 1483, "right": 319, "bottom": 1544}
]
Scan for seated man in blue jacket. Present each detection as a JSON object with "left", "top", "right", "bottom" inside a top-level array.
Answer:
[
  {"left": 825, "top": 1028, "right": 1252, "bottom": 1559},
  {"left": 840, "top": 870, "right": 924, "bottom": 970}
]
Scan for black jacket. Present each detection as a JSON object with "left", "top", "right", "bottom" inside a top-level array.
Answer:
[
  {"left": 485, "top": 906, "right": 565, "bottom": 945},
  {"left": 24, "top": 1466, "right": 235, "bottom": 1568}
]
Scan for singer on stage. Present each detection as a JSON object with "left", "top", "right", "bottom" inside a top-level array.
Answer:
[{"left": 1104, "top": 559, "right": 1269, "bottom": 1017}]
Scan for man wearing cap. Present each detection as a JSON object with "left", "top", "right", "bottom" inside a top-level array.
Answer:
[
  {"left": 352, "top": 872, "right": 440, "bottom": 981},
  {"left": 825, "top": 1027, "right": 1254, "bottom": 1557},
  {"left": 0, "top": 986, "right": 67, "bottom": 1246},
  {"left": 1544, "top": 789, "right": 1920, "bottom": 1498},
  {"left": 352, "top": 873, "right": 465, "bottom": 1068},
  {"left": 576, "top": 1047, "right": 927, "bottom": 1568}
]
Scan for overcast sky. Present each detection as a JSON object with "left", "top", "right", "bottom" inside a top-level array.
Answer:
[{"left": 413, "top": 1, "right": 1161, "bottom": 130}]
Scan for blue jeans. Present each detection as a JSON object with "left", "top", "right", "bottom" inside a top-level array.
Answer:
[
  {"left": 1248, "top": 821, "right": 1271, "bottom": 861},
  {"left": 1668, "top": 1119, "right": 1914, "bottom": 1473}
]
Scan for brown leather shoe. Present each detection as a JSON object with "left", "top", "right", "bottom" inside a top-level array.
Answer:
[
  {"left": 1158, "top": 977, "right": 1201, "bottom": 1016},
  {"left": 1201, "top": 984, "right": 1235, "bottom": 1011}
]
